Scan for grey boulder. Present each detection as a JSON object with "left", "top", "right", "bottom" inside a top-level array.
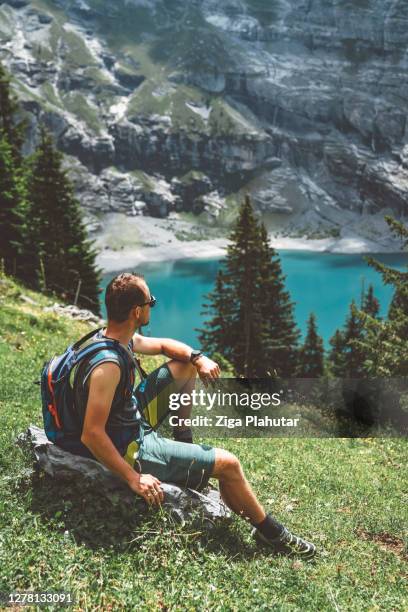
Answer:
[{"left": 18, "top": 425, "right": 231, "bottom": 526}]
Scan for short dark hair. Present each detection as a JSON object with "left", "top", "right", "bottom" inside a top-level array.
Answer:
[{"left": 105, "top": 273, "right": 148, "bottom": 322}]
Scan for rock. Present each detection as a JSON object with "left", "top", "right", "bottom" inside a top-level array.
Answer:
[
  {"left": 127, "top": 200, "right": 146, "bottom": 216},
  {"left": 17, "top": 425, "right": 231, "bottom": 526},
  {"left": 113, "top": 66, "right": 145, "bottom": 90},
  {"left": 194, "top": 190, "right": 226, "bottom": 219},
  {"left": 4, "top": 0, "right": 29, "bottom": 7},
  {"left": 143, "top": 175, "right": 181, "bottom": 218},
  {"left": 37, "top": 12, "right": 53, "bottom": 24},
  {"left": 172, "top": 171, "right": 214, "bottom": 210},
  {"left": 60, "top": 128, "right": 115, "bottom": 173},
  {"left": 2, "top": 0, "right": 408, "bottom": 234},
  {"left": 19, "top": 294, "right": 39, "bottom": 306},
  {"left": 43, "top": 303, "right": 105, "bottom": 325}
]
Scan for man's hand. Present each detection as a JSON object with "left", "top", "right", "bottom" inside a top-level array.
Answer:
[
  {"left": 195, "top": 355, "right": 221, "bottom": 384},
  {"left": 128, "top": 473, "right": 164, "bottom": 505}
]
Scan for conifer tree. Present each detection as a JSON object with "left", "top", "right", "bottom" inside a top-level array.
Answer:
[
  {"left": 25, "top": 129, "right": 100, "bottom": 313},
  {"left": 258, "top": 224, "right": 300, "bottom": 376},
  {"left": 221, "top": 194, "right": 265, "bottom": 376},
  {"left": 353, "top": 216, "right": 408, "bottom": 375},
  {"left": 341, "top": 300, "right": 367, "bottom": 377},
  {"left": 0, "top": 63, "right": 27, "bottom": 275},
  {"left": 328, "top": 300, "right": 366, "bottom": 377},
  {"left": 328, "top": 329, "right": 346, "bottom": 377},
  {"left": 199, "top": 269, "right": 233, "bottom": 360},
  {"left": 298, "top": 312, "right": 324, "bottom": 377},
  {"left": 0, "top": 62, "right": 25, "bottom": 163},
  {"left": 0, "top": 137, "right": 26, "bottom": 275},
  {"left": 362, "top": 284, "right": 380, "bottom": 319},
  {"left": 199, "top": 195, "right": 300, "bottom": 377}
]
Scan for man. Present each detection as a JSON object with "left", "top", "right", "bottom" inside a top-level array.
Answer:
[{"left": 73, "top": 272, "right": 316, "bottom": 559}]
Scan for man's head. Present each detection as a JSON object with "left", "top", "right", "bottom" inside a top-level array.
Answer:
[{"left": 105, "top": 272, "right": 154, "bottom": 328}]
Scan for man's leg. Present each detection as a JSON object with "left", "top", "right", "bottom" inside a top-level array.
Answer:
[
  {"left": 166, "top": 360, "right": 197, "bottom": 442},
  {"left": 134, "top": 360, "right": 196, "bottom": 441},
  {"left": 211, "top": 448, "right": 265, "bottom": 524},
  {"left": 211, "top": 448, "right": 316, "bottom": 559}
]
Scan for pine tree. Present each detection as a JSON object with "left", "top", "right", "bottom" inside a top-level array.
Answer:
[
  {"left": 258, "top": 224, "right": 300, "bottom": 376},
  {"left": 198, "top": 269, "right": 233, "bottom": 360},
  {"left": 328, "top": 300, "right": 366, "bottom": 377},
  {"left": 328, "top": 329, "right": 346, "bottom": 377},
  {"left": 298, "top": 313, "right": 324, "bottom": 377},
  {"left": 0, "top": 63, "right": 27, "bottom": 276},
  {"left": 0, "top": 62, "right": 25, "bottom": 163},
  {"left": 0, "top": 136, "right": 26, "bottom": 275},
  {"left": 221, "top": 194, "right": 266, "bottom": 376},
  {"left": 362, "top": 284, "right": 380, "bottom": 319},
  {"left": 25, "top": 129, "right": 101, "bottom": 312},
  {"left": 353, "top": 216, "right": 408, "bottom": 376},
  {"left": 199, "top": 195, "right": 300, "bottom": 377},
  {"left": 342, "top": 300, "right": 367, "bottom": 377}
]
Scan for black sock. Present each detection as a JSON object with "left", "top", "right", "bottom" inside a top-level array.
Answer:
[
  {"left": 173, "top": 427, "right": 193, "bottom": 444},
  {"left": 253, "top": 514, "right": 284, "bottom": 539}
]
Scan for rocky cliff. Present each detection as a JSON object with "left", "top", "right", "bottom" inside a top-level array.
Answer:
[{"left": 1, "top": 0, "right": 407, "bottom": 242}]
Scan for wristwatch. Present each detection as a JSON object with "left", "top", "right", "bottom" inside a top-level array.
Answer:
[{"left": 190, "top": 349, "right": 203, "bottom": 365}]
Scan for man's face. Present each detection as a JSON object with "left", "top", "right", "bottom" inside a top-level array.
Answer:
[{"left": 134, "top": 283, "right": 152, "bottom": 328}]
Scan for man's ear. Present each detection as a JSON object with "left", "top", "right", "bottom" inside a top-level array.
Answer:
[{"left": 132, "top": 305, "right": 141, "bottom": 321}]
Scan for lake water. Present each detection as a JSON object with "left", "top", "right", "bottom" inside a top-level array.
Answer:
[{"left": 100, "top": 251, "right": 407, "bottom": 348}]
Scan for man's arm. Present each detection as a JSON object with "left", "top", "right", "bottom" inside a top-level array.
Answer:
[
  {"left": 81, "top": 362, "right": 163, "bottom": 504},
  {"left": 132, "top": 334, "right": 192, "bottom": 361},
  {"left": 132, "top": 333, "right": 221, "bottom": 382}
]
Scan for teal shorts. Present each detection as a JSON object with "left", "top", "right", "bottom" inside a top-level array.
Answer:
[{"left": 124, "top": 363, "right": 216, "bottom": 491}]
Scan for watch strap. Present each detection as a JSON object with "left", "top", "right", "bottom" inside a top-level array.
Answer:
[{"left": 190, "top": 350, "right": 203, "bottom": 364}]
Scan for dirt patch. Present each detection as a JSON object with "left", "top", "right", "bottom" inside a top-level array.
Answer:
[{"left": 356, "top": 529, "right": 407, "bottom": 560}]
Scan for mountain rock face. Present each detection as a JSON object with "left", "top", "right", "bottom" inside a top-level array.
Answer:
[{"left": 1, "top": 0, "right": 407, "bottom": 238}]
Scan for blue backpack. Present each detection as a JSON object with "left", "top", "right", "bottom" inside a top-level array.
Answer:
[{"left": 40, "top": 328, "right": 141, "bottom": 444}]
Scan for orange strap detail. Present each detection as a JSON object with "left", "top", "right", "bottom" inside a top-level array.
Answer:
[{"left": 47, "top": 362, "right": 62, "bottom": 429}]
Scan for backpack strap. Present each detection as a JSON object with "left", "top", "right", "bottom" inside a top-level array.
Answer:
[
  {"left": 74, "top": 339, "right": 130, "bottom": 364},
  {"left": 73, "top": 339, "right": 136, "bottom": 396},
  {"left": 72, "top": 327, "right": 103, "bottom": 351}
]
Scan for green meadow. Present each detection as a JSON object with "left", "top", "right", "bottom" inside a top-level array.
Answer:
[{"left": 0, "top": 275, "right": 406, "bottom": 611}]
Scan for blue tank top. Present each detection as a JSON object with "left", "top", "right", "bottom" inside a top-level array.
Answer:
[{"left": 58, "top": 331, "right": 143, "bottom": 457}]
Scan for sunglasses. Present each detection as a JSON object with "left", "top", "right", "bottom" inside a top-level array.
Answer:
[{"left": 136, "top": 294, "right": 156, "bottom": 308}]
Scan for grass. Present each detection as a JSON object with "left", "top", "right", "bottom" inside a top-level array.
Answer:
[
  {"left": 0, "top": 274, "right": 407, "bottom": 610},
  {"left": 62, "top": 92, "right": 103, "bottom": 134},
  {"left": 127, "top": 81, "right": 208, "bottom": 133},
  {"left": 0, "top": 5, "right": 13, "bottom": 40},
  {"left": 40, "top": 83, "right": 63, "bottom": 110}
]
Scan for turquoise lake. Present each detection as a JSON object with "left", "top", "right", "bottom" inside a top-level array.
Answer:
[{"left": 100, "top": 251, "right": 408, "bottom": 349}]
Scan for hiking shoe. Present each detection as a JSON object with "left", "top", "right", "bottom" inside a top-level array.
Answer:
[{"left": 253, "top": 526, "right": 317, "bottom": 560}]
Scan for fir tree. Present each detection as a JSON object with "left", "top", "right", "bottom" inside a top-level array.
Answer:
[
  {"left": 342, "top": 300, "right": 367, "bottom": 377},
  {"left": 258, "top": 224, "right": 300, "bottom": 377},
  {"left": 198, "top": 269, "right": 233, "bottom": 360},
  {"left": 222, "top": 194, "right": 266, "bottom": 376},
  {"left": 328, "top": 300, "right": 366, "bottom": 377},
  {"left": 298, "top": 312, "right": 324, "bottom": 377},
  {"left": 328, "top": 329, "right": 346, "bottom": 377},
  {"left": 353, "top": 216, "right": 408, "bottom": 376},
  {"left": 362, "top": 284, "right": 380, "bottom": 319},
  {"left": 0, "top": 63, "right": 27, "bottom": 276},
  {"left": 25, "top": 129, "right": 101, "bottom": 312},
  {"left": 199, "top": 195, "right": 300, "bottom": 377},
  {"left": 0, "top": 62, "right": 25, "bottom": 163},
  {"left": 0, "top": 136, "right": 26, "bottom": 275}
]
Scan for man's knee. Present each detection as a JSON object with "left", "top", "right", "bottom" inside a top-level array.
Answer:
[{"left": 211, "top": 449, "right": 242, "bottom": 480}]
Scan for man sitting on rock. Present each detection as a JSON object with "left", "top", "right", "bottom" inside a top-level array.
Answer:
[{"left": 64, "top": 272, "right": 316, "bottom": 559}]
